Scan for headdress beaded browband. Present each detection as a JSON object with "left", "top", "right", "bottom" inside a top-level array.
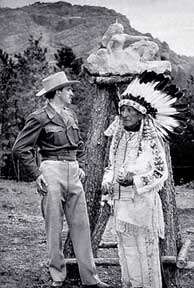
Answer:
[{"left": 119, "top": 70, "right": 185, "bottom": 139}]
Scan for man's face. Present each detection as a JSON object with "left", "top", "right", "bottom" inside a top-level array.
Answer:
[
  {"left": 120, "top": 105, "right": 143, "bottom": 129},
  {"left": 59, "top": 86, "right": 74, "bottom": 105}
]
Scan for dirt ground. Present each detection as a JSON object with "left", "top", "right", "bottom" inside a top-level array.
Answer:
[{"left": 0, "top": 180, "right": 194, "bottom": 288}]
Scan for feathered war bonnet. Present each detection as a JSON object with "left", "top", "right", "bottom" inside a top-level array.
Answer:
[{"left": 118, "top": 70, "right": 185, "bottom": 139}]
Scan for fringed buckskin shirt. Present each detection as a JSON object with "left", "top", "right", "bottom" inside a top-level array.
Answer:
[
  {"left": 12, "top": 103, "right": 85, "bottom": 180},
  {"left": 103, "top": 117, "right": 168, "bottom": 239}
]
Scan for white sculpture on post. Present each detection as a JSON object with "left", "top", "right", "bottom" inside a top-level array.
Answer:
[{"left": 86, "top": 20, "right": 171, "bottom": 75}]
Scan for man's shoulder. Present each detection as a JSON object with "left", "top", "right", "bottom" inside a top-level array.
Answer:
[{"left": 28, "top": 106, "right": 48, "bottom": 123}]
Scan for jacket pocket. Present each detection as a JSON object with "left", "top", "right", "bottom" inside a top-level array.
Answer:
[
  {"left": 44, "top": 124, "right": 67, "bottom": 146},
  {"left": 66, "top": 123, "right": 79, "bottom": 146}
]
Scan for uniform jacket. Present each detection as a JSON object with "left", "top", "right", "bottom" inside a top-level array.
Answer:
[{"left": 12, "top": 103, "right": 85, "bottom": 180}]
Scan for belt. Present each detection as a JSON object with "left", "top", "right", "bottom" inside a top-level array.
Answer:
[
  {"left": 113, "top": 182, "right": 135, "bottom": 200},
  {"left": 41, "top": 150, "right": 77, "bottom": 162}
]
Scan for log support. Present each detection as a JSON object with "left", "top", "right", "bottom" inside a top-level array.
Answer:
[
  {"left": 99, "top": 240, "right": 193, "bottom": 270},
  {"left": 64, "top": 257, "right": 194, "bottom": 270},
  {"left": 176, "top": 239, "right": 191, "bottom": 268}
]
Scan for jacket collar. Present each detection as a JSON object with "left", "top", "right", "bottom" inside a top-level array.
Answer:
[
  {"left": 45, "top": 102, "right": 65, "bottom": 127},
  {"left": 45, "top": 102, "right": 57, "bottom": 119}
]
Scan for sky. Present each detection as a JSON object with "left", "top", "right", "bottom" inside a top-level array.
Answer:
[{"left": 0, "top": 0, "right": 194, "bottom": 56}]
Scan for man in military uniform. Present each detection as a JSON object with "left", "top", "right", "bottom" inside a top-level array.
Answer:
[{"left": 12, "top": 71, "right": 110, "bottom": 288}]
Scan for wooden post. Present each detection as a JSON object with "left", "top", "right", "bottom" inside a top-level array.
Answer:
[
  {"left": 83, "top": 74, "right": 133, "bottom": 255},
  {"left": 159, "top": 143, "right": 182, "bottom": 287},
  {"left": 91, "top": 202, "right": 111, "bottom": 255},
  {"left": 84, "top": 85, "right": 113, "bottom": 244}
]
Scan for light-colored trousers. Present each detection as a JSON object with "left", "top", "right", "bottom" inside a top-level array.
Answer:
[
  {"left": 40, "top": 160, "right": 99, "bottom": 284},
  {"left": 114, "top": 200, "right": 162, "bottom": 288},
  {"left": 116, "top": 230, "right": 162, "bottom": 288}
]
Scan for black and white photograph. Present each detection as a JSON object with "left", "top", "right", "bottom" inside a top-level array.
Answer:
[{"left": 0, "top": 1, "right": 194, "bottom": 287}]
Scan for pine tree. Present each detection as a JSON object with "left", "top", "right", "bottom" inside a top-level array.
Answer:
[
  {"left": 14, "top": 35, "right": 49, "bottom": 120},
  {"left": 0, "top": 36, "right": 50, "bottom": 179},
  {"left": 54, "top": 46, "right": 76, "bottom": 69},
  {"left": 0, "top": 49, "right": 17, "bottom": 137}
]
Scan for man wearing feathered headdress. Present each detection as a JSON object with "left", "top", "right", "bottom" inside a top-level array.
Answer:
[{"left": 102, "top": 71, "right": 183, "bottom": 288}]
